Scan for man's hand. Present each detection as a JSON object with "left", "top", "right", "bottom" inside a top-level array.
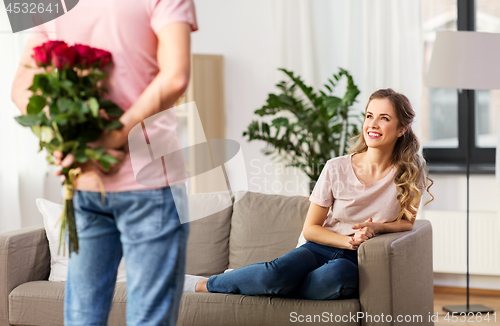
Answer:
[{"left": 53, "top": 147, "right": 126, "bottom": 180}]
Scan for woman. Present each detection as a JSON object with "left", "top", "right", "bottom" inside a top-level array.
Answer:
[{"left": 186, "top": 88, "right": 434, "bottom": 300}]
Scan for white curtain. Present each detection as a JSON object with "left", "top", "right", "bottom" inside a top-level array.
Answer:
[
  {"left": 0, "top": 11, "right": 55, "bottom": 233},
  {"left": 272, "top": 0, "right": 423, "bottom": 196}
]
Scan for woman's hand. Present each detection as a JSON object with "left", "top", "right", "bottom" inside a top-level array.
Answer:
[
  {"left": 352, "top": 218, "right": 383, "bottom": 238},
  {"left": 345, "top": 218, "right": 378, "bottom": 250},
  {"left": 346, "top": 236, "right": 364, "bottom": 250}
]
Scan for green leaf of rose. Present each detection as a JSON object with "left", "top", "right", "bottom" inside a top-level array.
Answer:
[
  {"left": 61, "top": 141, "right": 79, "bottom": 153},
  {"left": 80, "top": 101, "right": 90, "bottom": 114},
  {"left": 100, "top": 100, "right": 124, "bottom": 117},
  {"left": 15, "top": 114, "right": 42, "bottom": 126},
  {"left": 105, "top": 120, "right": 123, "bottom": 130},
  {"left": 75, "top": 153, "right": 89, "bottom": 163},
  {"left": 84, "top": 148, "right": 100, "bottom": 160},
  {"left": 29, "top": 74, "right": 43, "bottom": 92},
  {"left": 27, "top": 95, "right": 47, "bottom": 115},
  {"left": 59, "top": 80, "right": 76, "bottom": 97},
  {"left": 101, "top": 154, "right": 119, "bottom": 164},
  {"left": 57, "top": 97, "right": 72, "bottom": 113},
  {"left": 53, "top": 114, "right": 69, "bottom": 126},
  {"left": 88, "top": 97, "right": 99, "bottom": 118},
  {"left": 94, "top": 147, "right": 105, "bottom": 156}
]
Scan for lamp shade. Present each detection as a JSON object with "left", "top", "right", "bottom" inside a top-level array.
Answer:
[{"left": 426, "top": 30, "right": 500, "bottom": 90}]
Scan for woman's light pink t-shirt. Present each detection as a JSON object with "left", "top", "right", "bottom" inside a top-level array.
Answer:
[
  {"left": 30, "top": 0, "right": 197, "bottom": 192},
  {"left": 309, "top": 153, "right": 403, "bottom": 236}
]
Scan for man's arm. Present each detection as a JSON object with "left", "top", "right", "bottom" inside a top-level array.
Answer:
[
  {"left": 53, "top": 22, "right": 192, "bottom": 172},
  {"left": 111, "top": 22, "right": 192, "bottom": 148},
  {"left": 11, "top": 39, "right": 44, "bottom": 114}
]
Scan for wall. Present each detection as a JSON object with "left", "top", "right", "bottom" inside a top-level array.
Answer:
[{"left": 191, "top": 0, "right": 280, "bottom": 194}]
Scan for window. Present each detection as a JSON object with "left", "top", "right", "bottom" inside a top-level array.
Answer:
[{"left": 422, "top": 0, "right": 498, "bottom": 174}]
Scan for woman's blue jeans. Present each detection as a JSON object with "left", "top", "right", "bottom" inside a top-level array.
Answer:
[
  {"left": 64, "top": 185, "right": 189, "bottom": 326},
  {"left": 207, "top": 241, "right": 358, "bottom": 300}
]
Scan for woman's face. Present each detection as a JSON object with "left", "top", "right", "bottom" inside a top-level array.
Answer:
[{"left": 363, "top": 98, "right": 406, "bottom": 150}]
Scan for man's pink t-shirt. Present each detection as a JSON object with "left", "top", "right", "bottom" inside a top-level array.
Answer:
[
  {"left": 30, "top": 0, "right": 197, "bottom": 192},
  {"left": 309, "top": 153, "right": 407, "bottom": 236}
]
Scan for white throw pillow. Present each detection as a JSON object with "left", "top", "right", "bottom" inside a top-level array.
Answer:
[
  {"left": 296, "top": 230, "right": 307, "bottom": 248},
  {"left": 36, "top": 198, "right": 127, "bottom": 282}
]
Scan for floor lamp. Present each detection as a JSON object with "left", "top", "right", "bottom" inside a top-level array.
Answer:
[{"left": 426, "top": 30, "right": 500, "bottom": 314}]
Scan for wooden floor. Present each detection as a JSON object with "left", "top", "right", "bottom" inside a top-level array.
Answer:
[{"left": 434, "top": 288, "right": 500, "bottom": 325}]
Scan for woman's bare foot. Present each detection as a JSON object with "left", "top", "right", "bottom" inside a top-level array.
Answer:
[{"left": 195, "top": 278, "right": 209, "bottom": 293}]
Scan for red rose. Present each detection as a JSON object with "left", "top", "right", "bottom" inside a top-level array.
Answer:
[
  {"left": 74, "top": 44, "right": 97, "bottom": 69},
  {"left": 93, "top": 49, "right": 112, "bottom": 68},
  {"left": 32, "top": 45, "right": 50, "bottom": 67},
  {"left": 51, "top": 43, "right": 77, "bottom": 70},
  {"left": 32, "top": 40, "right": 66, "bottom": 67},
  {"left": 43, "top": 40, "right": 66, "bottom": 53}
]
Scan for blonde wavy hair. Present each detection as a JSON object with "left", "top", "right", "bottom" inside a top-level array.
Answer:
[{"left": 348, "top": 88, "right": 434, "bottom": 222}]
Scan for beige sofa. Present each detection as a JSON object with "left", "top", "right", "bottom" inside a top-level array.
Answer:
[{"left": 0, "top": 191, "right": 434, "bottom": 326}]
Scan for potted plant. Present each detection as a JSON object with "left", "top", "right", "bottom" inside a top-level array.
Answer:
[{"left": 242, "top": 68, "right": 363, "bottom": 192}]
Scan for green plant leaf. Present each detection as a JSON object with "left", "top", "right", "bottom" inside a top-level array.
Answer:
[
  {"left": 53, "top": 114, "right": 69, "bottom": 126},
  {"left": 105, "top": 120, "right": 123, "bottom": 130},
  {"left": 59, "top": 80, "right": 76, "bottom": 97},
  {"left": 27, "top": 95, "right": 47, "bottom": 115},
  {"left": 101, "top": 154, "right": 119, "bottom": 164},
  {"left": 88, "top": 97, "right": 99, "bottom": 118},
  {"left": 100, "top": 100, "right": 124, "bottom": 117},
  {"left": 88, "top": 70, "right": 106, "bottom": 83},
  {"left": 75, "top": 154, "right": 89, "bottom": 163},
  {"left": 244, "top": 67, "right": 361, "bottom": 182},
  {"left": 15, "top": 114, "right": 41, "bottom": 126},
  {"left": 94, "top": 147, "right": 105, "bottom": 156},
  {"left": 79, "top": 101, "right": 90, "bottom": 114},
  {"left": 84, "top": 148, "right": 100, "bottom": 160},
  {"left": 52, "top": 121, "right": 63, "bottom": 143},
  {"left": 99, "top": 159, "right": 110, "bottom": 170},
  {"left": 57, "top": 97, "right": 72, "bottom": 113},
  {"left": 61, "top": 141, "right": 79, "bottom": 153}
]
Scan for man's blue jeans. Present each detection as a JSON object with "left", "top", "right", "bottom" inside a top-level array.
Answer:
[
  {"left": 207, "top": 241, "right": 358, "bottom": 300},
  {"left": 64, "top": 185, "right": 189, "bottom": 326}
]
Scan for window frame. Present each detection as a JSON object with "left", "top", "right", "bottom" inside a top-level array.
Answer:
[{"left": 423, "top": 0, "right": 496, "bottom": 174}]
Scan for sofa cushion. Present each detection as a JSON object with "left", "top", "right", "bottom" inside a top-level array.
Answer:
[
  {"left": 185, "top": 192, "right": 233, "bottom": 277},
  {"left": 178, "top": 292, "right": 359, "bottom": 326},
  {"left": 229, "top": 191, "right": 309, "bottom": 269},
  {"left": 35, "top": 198, "right": 127, "bottom": 282},
  {"left": 9, "top": 281, "right": 126, "bottom": 326}
]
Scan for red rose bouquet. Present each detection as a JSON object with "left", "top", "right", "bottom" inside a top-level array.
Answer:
[{"left": 16, "top": 40, "right": 124, "bottom": 255}]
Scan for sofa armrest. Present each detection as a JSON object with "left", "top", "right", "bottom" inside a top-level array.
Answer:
[
  {"left": 357, "top": 220, "right": 434, "bottom": 326},
  {"left": 0, "top": 226, "right": 50, "bottom": 326}
]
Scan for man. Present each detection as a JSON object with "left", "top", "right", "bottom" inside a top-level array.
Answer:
[{"left": 11, "top": 0, "right": 197, "bottom": 324}]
